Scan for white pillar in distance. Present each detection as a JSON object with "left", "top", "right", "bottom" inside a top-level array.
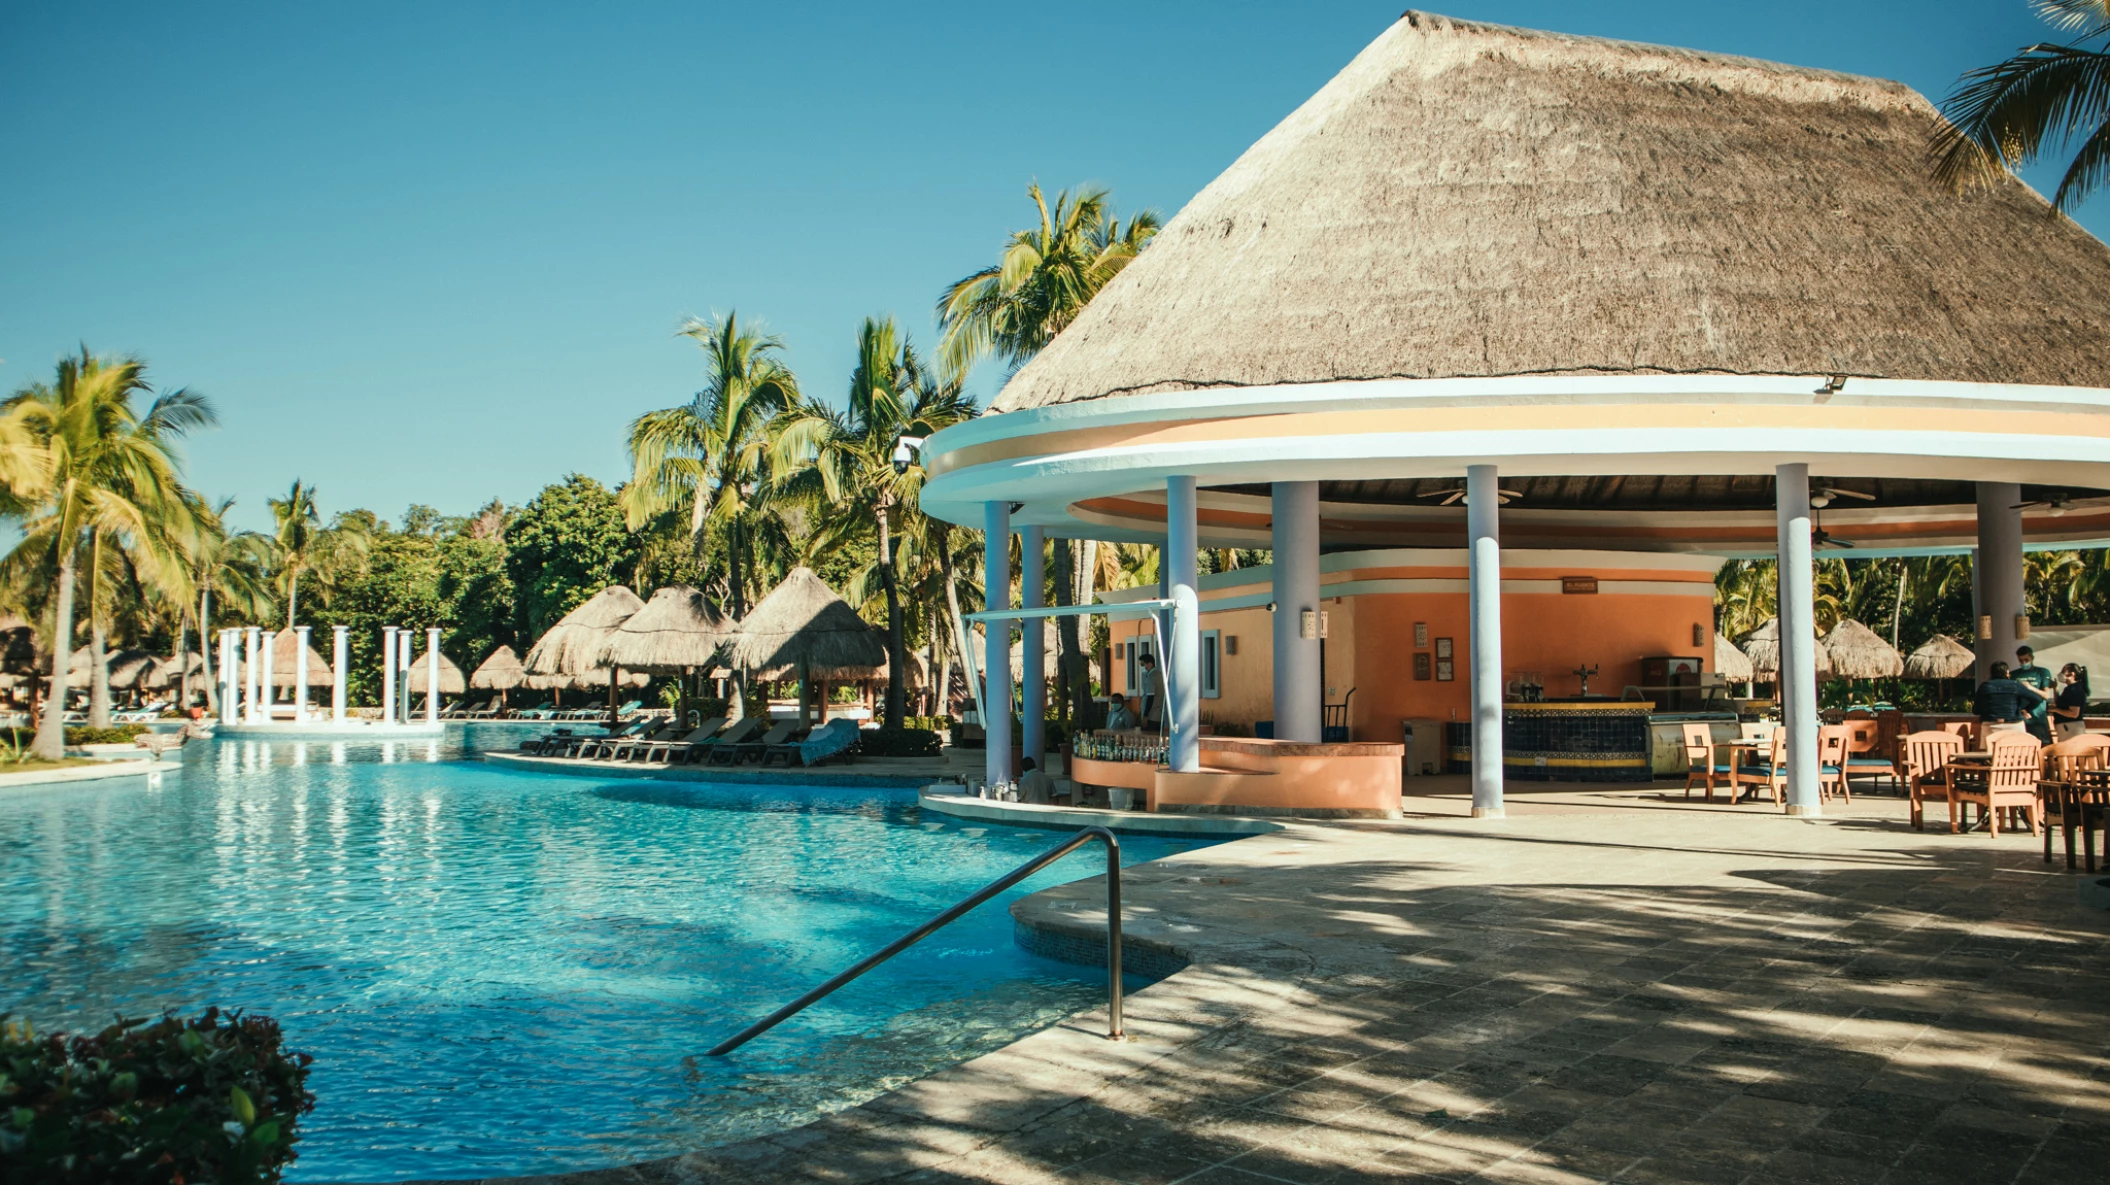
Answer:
[
  {"left": 220, "top": 629, "right": 239, "bottom": 726},
  {"left": 983, "top": 501, "right": 1013, "bottom": 787},
  {"left": 243, "top": 627, "right": 261, "bottom": 724},
  {"left": 1270, "top": 481, "right": 1322, "bottom": 742},
  {"left": 1019, "top": 525, "right": 1046, "bottom": 769},
  {"left": 1776, "top": 463, "right": 1821, "bottom": 816},
  {"left": 381, "top": 626, "right": 398, "bottom": 725},
  {"left": 331, "top": 626, "right": 349, "bottom": 724},
  {"left": 1467, "top": 465, "right": 1505, "bottom": 817},
  {"left": 259, "top": 631, "right": 276, "bottom": 723},
  {"left": 1166, "top": 475, "right": 1202, "bottom": 774},
  {"left": 426, "top": 628, "right": 442, "bottom": 724},
  {"left": 294, "top": 626, "right": 311, "bottom": 722},
  {"left": 397, "top": 629, "right": 414, "bottom": 724}
]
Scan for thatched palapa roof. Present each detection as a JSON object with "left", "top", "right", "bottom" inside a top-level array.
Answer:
[
  {"left": 1742, "top": 619, "right": 1832, "bottom": 677},
  {"left": 471, "top": 645, "right": 526, "bottom": 691},
  {"left": 404, "top": 650, "right": 466, "bottom": 695},
  {"left": 989, "top": 11, "right": 2110, "bottom": 415},
  {"left": 1712, "top": 633, "right": 1753, "bottom": 682},
  {"left": 524, "top": 585, "right": 644, "bottom": 677},
  {"left": 1821, "top": 619, "right": 1904, "bottom": 679},
  {"left": 730, "top": 567, "right": 887, "bottom": 679},
  {"left": 70, "top": 647, "right": 164, "bottom": 690},
  {"left": 236, "top": 631, "right": 335, "bottom": 688},
  {"left": 598, "top": 586, "right": 728, "bottom": 673},
  {"left": 1904, "top": 634, "right": 1977, "bottom": 680}
]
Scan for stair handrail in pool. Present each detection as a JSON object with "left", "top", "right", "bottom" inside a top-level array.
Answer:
[{"left": 707, "top": 825, "right": 1124, "bottom": 1055}]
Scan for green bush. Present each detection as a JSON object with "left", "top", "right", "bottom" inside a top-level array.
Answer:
[
  {"left": 858, "top": 726, "right": 942, "bottom": 757},
  {"left": 903, "top": 715, "right": 954, "bottom": 733},
  {"left": 2, "top": 724, "right": 150, "bottom": 748},
  {"left": 1, "top": 1008, "right": 315, "bottom": 1184}
]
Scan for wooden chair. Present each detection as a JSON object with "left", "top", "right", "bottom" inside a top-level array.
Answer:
[
  {"left": 2039, "top": 734, "right": 2110, "bottom": 869},
  {"left": 1681, "top": 723, "right": 1734, "bottom": 801},
  {"left": 1733, "top": 727, "right": 1788, "bottom": 806},
  {"left": 1939, "top": 719, "right": 1980, "bottom": 750},
  {"left": 1903, "top": 730, "right": 1965, "bottom": 831},
  {"left": 1947, "top": 734, "right": 2043, "bottom": 837},
  {"left": 1842, "top": 719, "right": 1894, "bottom": 794},
  {"left": 1815, "top": 724, "right": 1853, "bottom": 804}
]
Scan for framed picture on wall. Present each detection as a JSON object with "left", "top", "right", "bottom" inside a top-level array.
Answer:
[
  {"left": 1435, "top": 637, "right": 1454, "bottom": 660},
  {"left": 1414, "top": 622, "right": 1429, "bottom": 648},
  {"left": 1436, "top": 659, "right": 1455, "bottom": 681},
  {"left": 1413, "top": 653, "right": 1432, "bottom": 680}
]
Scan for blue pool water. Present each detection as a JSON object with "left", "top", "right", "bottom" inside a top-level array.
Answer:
[{"left": 0, "top": 725, "right": 1213, "bottom": 1182}]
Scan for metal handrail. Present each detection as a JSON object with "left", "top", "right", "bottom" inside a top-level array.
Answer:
[{"left": 708, "top": 825, "right": 1124, "bottom": 1056}]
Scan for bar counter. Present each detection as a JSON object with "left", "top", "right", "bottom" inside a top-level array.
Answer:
[{"left": 1502, "top": 701, "right": 1654, "bottom": 782}]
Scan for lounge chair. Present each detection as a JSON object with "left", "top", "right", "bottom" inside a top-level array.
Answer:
[
  {"left": 640, "top": 717, "right": 727, "bottom": 763},
  {"left": 598, "top": 720, "right": 686, "bottom": 761},
  {"left": 716, "top": 719, "right": 797, "bottom": 765},
  {"left": 575, "top": 719, "right": 661, "bottom": 759},
  {"left": 676, "top": 717, "right": 757, "bottom": 763},
  {"left": 520, "top": 727, "right": 574, "bottom": 755},
  {"left": 766, "top": 718, "right": 861, "bottom": 767}
]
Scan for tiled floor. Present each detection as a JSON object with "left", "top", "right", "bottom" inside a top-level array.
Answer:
[{"left": 415, "top": 783, "right": 2110, "bottom": 1185}]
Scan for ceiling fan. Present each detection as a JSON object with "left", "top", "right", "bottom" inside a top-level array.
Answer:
[
  {"left": 1808, "top": 486, "right": 1875, "bottom": 508},
  {"left": 1418, "top": 484, "right": 1522, "bottom": 506},
  {"left": 1810, "top": 500, "right": 1856, "bottom": 548}
]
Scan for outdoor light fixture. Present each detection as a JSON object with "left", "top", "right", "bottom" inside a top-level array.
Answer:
[
  {"left": 1978, "top": 614, "right": 1994, "bottom": 641},
  {"left": 1816, "top": 374, "right": 1848, "bottom": 395},
  {"left": 891, "top": 435, "right": 927, "bottom": 474},
  {"left": 1300, "top": 609, "right": 1318, "bottom": 639},
  {"left": 2016, "top": 615, "right": 2031, "bottom": 641}
]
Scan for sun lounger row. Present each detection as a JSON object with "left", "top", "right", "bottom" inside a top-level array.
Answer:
[{"left": 520, "top": 716, "right": 866, "bottom": 768}]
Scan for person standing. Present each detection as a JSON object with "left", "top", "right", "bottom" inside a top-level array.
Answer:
[
  {"left": 1973, "top": 661, "right": 2033, "bottom": 735},
  {"left": 2014, "top": 646, "right": 2056, "bottom": 743},
  {"left": 2052, "top": 663, "right": 2091, "bottom": 742},
  {"left": 1135, "top": 650, "right": 1166, "bottom": 729}
]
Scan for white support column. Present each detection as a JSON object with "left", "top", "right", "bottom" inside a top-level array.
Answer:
[
  {"left": 1271, "top": 481, "right": 1322, "bottom": 742},
  {"left": 1020, "top": 525, "right": 1046, "bottom": 769},
  {"left": 294, "top": 626, "right": 311, "bottom": 721},
  {"left": 381, "top": 626, "right": 398, "bottom": 725},
  {"left": 1776, "top": 463, "right": 1821, "bottom": 816},
  {"left": 1166, "top": 476, "right": 1202, "bottom": 774},
  {"left": 426, "top": 628, "right": 442, "bottom": 724},
  {"left": 398, "top": 630, "right": 414, "bottom": 723},
  {"left": 984, "top": 502, "right": 1013, "bottom": 787},
  {"left": 1975, "top": 483, "right": 2025, "bottom": 681},
  {"left": 1467, "top": 465, "right": 1505, "bottom": 817},
  {"left": 243, "top": 627, "right": 261, "bottom": 724},
  {"left": 331, "top": 626, "right": 348, "bottom": 723},
  {"left": 259, "top": 631, "right": 276, "bottom": 722},
  {"left": 220, "top": 630, "right": 238, "bottom": 726}
]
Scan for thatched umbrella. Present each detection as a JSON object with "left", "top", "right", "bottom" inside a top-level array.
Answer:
[
  {"left": 525, "top": 585, "right": 645, "bottom": 719},
  {"left": 69, "top": 647, "right": 159, "bottom": 691},
  {"left": 599, "top": 586, "right": 728, "bottom": 726},
  {"left": 471, "top": 645, "right": 526, "bottom": 708},
  {"left": 1822, "top": 619, "right": 1904, "bottom": 681},
  {"left": 1713, "top": 632, "right": 1754, "bottom": 686},
  {"left": 1905, "top": 633, "right": 1977, "bottom": 705},
  {"left": 1741, "top": 618, "right": 1832, "bottom": 678},
  {"left": 730, "top": 567, "right": 887, "bottom": 724},
  {"left": 403, "top": 649, "right": 466, "bottom": 696},
  {"left": 238, "top": 632, "right": 335, "bottom": 689}
]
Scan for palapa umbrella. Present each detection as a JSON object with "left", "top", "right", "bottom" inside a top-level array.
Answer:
[
  {"left": 1741, "top": 617, "right": 1832, "bottom": 678},
  {"left": 730, "top": 567, "right": 887, "bottom": 724},
  {"left": 599, "top": 586, "right": 728, "bottom": 725},
  {"left": 524, "top": 585, "right": 645, "bottom": 717},
  {"left": 1713, "top": 632, "right": 1754, "bottom": 684},
  {"left": 68, "top": 647, "right": 160, "bottom": 690},
  {"left": 403, "top": 649, "right": 466, "bottom": 696},
  {"left": 471, "top": 645, "right": 526, "bottom": 708},
  {"left": 237, "top": 631, "right": 335, "bottom": 688},
  {"left": 1905, "top": 633, "right": 1977, "bottom": 705},
  {"left": 1821, "top": 619, "right": 1904, "bottom": 681}
]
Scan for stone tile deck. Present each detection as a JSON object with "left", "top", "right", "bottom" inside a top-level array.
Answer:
[{"left": 411, "top": 782, "right": 2110, "bottom": 1185}]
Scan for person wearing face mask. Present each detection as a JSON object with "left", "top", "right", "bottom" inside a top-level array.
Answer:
[{"left": 2051, "top": 663, "right": 2091, "bottom": 742}]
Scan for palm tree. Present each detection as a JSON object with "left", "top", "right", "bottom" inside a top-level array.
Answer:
[
  {"left": 266, "top": 479, "right": 369, "bottom": 627},
  {"left": 1933, "top": 0, "right": 2110, "bottom": 210},
  {"left": 771, "top": 317, "right": 977, "bottom": 728},
  {"left": 935, "top": 183, "right": 1160, "bottom": 379},
  {"left": 187, "top": 495, "right": 275, "bottom": 710},
  {"left": 3, "top": 349, "right": 212, "bottom": 756}
]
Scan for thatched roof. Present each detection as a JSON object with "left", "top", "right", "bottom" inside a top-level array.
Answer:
[
  {"left": 524, "top": 585, "right": 644, "bottom": 677},
  {"left": 404, "top": 650, "right": 466, "bottom": 695},
  {"left": 729, "top": 567, "right": 888, "bottom": 679},
  {"left": 599, "top": 586, "right": 728, "bottom": 673},
  {"left": 546, "top": 667, "right": 648, "bottom": 690},
  {"left": 68, "top": 647, "right": 161, "bottom": 689},
  {"left": 1713, "top": 633, "right": 1753, "bottom": 682},
  {"left": 989, "top": 11, "right": 2110, "bottom": 415},
  {"left": 1742, "top": 618, "right": 1832, "bottom": 677},
  {"left": 143, "top": 652, "right": 206, "bottom": 691},
  {"left": 1905, "top": 633, "right": 1977, "bottom": 680},
  {"left": 1822, "top": 619, "right": 1904, "bottom": 679},
  {"left": 471, "top": 645, "right": 526, "bottom": 690},
  {"left": 236, "top": 631, "right": 335, "bottom": 688}
]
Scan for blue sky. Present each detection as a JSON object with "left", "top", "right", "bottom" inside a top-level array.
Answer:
[{"left": 0, "top": 1, "right": 2084, "bottom": 532}]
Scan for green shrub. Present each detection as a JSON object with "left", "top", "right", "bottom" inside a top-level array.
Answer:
[
  {"left": 858, "top": 726, "right": 942, "bottom": 757},
  {"left": 2, "top": 725, "right": 150, "bottom": 748},
  {"left": 1, "top": 1008, "right": 315, "bottom": 1184},
  {"left": 903, "top": 715, "right": 954, "bottom": 733}
]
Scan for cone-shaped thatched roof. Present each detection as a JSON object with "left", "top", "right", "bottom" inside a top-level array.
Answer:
[
  {"left": 471, "top": 645, "right": 526, "bottom": 690},
  {"left": 1905, "top": 633, "right": 1977, "bottom": 680},
  {"left": 989, "top": 11, "right": 2110, "bottom": 415},
  {"left": 1822, "top": 619, "right": 1904, "bottom": 679},
  {"left": 1713, "top": 633, "right": 1753, "bottom": 682},
  {"left": 71, "top": 647, "right": 171, "bottom": 690},
  {"left": 730, "top": 567, "right": 888, "bottom": 679},
  {"left": 404, "top": 650, "right": 466, "bottom": 695},
  {"left": 234, "top": 631, "right": 335, "bottom": 688},
  {"left": 598, "top": 586, "right": 728, "bottom": 673},
  {"left": 524, "top": 585, "right": 644, "bottom": 676},
  {"left": 1742, "top": 618, "right": 1832, "bottom": 677}
]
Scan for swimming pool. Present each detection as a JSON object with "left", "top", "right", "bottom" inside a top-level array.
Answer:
[{"left": 0, "top": 727, "right": 1213, "bottom": 1182}]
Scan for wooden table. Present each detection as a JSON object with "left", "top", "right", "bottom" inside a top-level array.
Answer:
[{"left": 2058, "top": 768, "right": 2110, "bottom": 872}]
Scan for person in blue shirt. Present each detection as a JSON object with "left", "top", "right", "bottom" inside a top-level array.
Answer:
[
  {"left": 2013, "top": 646, "right": 2056, "bottom": 743},
  {"left": 1973, "top": 661, "right": 2033, "bottom": 734}
]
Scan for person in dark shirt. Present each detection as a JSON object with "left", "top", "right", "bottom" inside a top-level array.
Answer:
[
  {"left": 2014, "top": 646, "right": 2056, "bottom": 742},
  {"left": 2052, "top": 663, "right": 2091, "bottom": 742},
  {"left": 1973, "top": 661, "right": 2033, "bottom": 733}
]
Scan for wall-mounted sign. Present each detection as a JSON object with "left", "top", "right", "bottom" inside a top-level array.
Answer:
[
  {"left": 1413, "top": 653, "right": 1432, "bottom": 681},
  {"left": 1414, "top": 622, "right": 1428, "bottom": 648},
  {"left": 1435, "top": 637, "right": 1453, "bottom": 660},
  {"left": 1562, "top": 576, "right": 1599, "bottom": 595},
  {"left": 1436, "top": 659, "right": 1455, "bottom": 682}
]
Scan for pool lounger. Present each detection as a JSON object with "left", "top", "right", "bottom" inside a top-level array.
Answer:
[
  {"left": 765, "top": 719, "right": 860, "bottom": 767},
  {"left": 716, "top": 720, "right": 798, "bottom": 765}
]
